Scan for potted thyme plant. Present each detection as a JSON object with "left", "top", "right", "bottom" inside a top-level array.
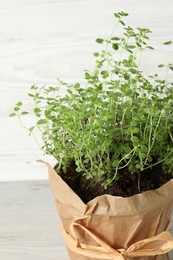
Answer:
[{"left": 10, "top": 12, "right": 173, "bottom": 260}]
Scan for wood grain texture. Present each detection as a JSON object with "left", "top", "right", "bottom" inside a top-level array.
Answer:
[
  {"left": 0, "top": 181, "right": 172, "bottom": 259},
  {"left": 0, "top": 181, "right": 68, "bottom": 259},
  {"left": 1, "top": 0, "right": 173, "bottom": 180}
]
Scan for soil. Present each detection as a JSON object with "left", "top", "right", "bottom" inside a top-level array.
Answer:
[{"left": 58, "top": 163, "right": 172, "bottom": 204}]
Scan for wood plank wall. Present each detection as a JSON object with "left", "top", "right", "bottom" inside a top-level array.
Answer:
[{"left": 0, "top": 0, "right": 173, "bottom": 180}]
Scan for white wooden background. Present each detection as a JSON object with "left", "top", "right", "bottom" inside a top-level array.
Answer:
[{"left": 0, "top": 0, "right": 173, "bottom": 181}]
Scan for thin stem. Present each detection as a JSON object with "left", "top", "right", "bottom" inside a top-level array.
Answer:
[
  {"left": 149, "top": 110, "right": 163, "bottom": 151},
  {"left": 102, "top": 20, "right": 120, "bottom": 91},
  {"left": 118, "top": 150, "right": 136, "bottom": 170},
  {"left": 120, "top": 108, "right": 127, "bottom": 138},
  {"left": 108, "top": 147, "right": 136, "bottom": 185},
  {"left": 143, "top": 150, "right": 173, "bottom": 171},
  {"left": 144, "top": 113, "right": 153, "bottom": 165},
  {"left": 17, "top": 115, "right": 42, "bottom": 150},
  {"left": 137, "top": 49, "right": 143, "bottom": 68}
]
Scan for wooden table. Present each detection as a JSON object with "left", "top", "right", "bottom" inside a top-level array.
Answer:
[
  {"left": 0, "top": 181, "right": 68, "bottom": 259},
  {"left": 0, "top": 181, "right": 172, "bottom": 259}
]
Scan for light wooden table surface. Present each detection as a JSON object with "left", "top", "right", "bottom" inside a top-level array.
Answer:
[
  {"left": 0, "top": 181, "right": 68, "bottom": 260},
  {"left": 0, "top": 180, "right": 172, "bottom": 260}
]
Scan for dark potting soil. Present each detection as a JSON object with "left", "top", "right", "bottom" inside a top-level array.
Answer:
[{"left": 58, "top": 164, "right": 172, "bottom": 204}]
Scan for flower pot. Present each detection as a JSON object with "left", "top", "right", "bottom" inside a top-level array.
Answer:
[{"left": 42, "top": 161, "right": 173, "bottom": 260}]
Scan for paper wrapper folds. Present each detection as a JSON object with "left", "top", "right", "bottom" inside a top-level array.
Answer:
[{"left": 39, "top": 161, "right": 173, "bottom": 260}]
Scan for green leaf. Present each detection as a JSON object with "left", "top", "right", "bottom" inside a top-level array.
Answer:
[
  {"left": 169, "top": 65, "right": 173, "bottom": 71},
  {"left": 93, "top": 52, "right": 100, "bottom": 57},
  {"left": 16, "top": 102, "right": 22, "bottom": 106},
  {"left": 101, "top": 70, "right": 109, "bottom": 78},
  {"left": 21, "top": 111, "right": 29, "bottom": 115},
  {"left": 9, "top": 112, "right": 16, "bottom": 117},
  {"left": 14, "top": 107, "right": 20, "bottom": 111},
  {"left": 131, "top": 136, "right": 140, "bottom": 146},
  {"left": 29, "top": 126, "right": 35, "bottom": 132},
  {"left": 143, "top": 108, "right": 151, "bottom": 114},
  {"left": 76, "top": 167, "right": 82, "bottom": 172},
  {"left": 34, "top": 108, "right": 41, "bottom": 114},
  {"left": 114, "top": 13, "right": 120, "bottom": 19},
  {"left": 31, "top": 85, "right": 37, "bottom": 90},
  {"left": 119, "top": 20, "right": 125, "bottom": 26},
  {"left": 124, "top": 73, "right": 129, "bottom": 80},
  {"left": 163, "top": 40, "right": 172, "bottom": 45},
  {"left": 28, "top": 93, "right": 34, "bottom": 97},
  {"left": 124, "top": 147, "right": 132, "bottom": 154},
  {"left": 74, "top": 83, "right": 80, "bottom": 89},
  {"left": 83, "top": 158, "right": 89, "bottom": 164},
  {"left": 85, "top": 72, "right": 90, "bottom": 79},
  {"left": 158, "top": 64, "right": 164, "bottom": 68},
  {"left": 136, "top": 42, "right": 142, "bottom": 47},
  {"left": 67, "top": 89, "right": 73, "bottom": 95},
  {"left": 126, "top": 49, "right": 133, "bottom": 54},
  {"left": 146, "top": 46, "right": 155, "bottom": 50},
  {"left": 111, "top": 37, "right": 120, "bottom": 41},
  {"left": 37, "top": 119, "right": 47, "bottom": 125},
  {"left": 112, "top": 43, "right": 119, "bottom": 50},
  {"left": 119, "top": 11, "right": 128, "bottom": 17},
  {"left": 96, "top": 38, "right": 104, "bottom": 44},
  {"left": 132, "top": 128, "right": 139, "bottom": 133},
  {"left": 135, "top": 164, "right": 141, "bottom": 169},
  {"left": 112, "top": 160, "right": 119, "bottom": 167},
  {"left": 129, "top": 68, "right": 137, "bottom": 74},
  {"left": 127, "top": 45, "right": 136, "bottom": 49}
]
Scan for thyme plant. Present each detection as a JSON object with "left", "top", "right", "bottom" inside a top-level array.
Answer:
[{"left": 11, "top": 12, "right": 173, "bottom": 189}]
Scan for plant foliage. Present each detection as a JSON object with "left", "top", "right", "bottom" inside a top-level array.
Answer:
[{"left": 10, "top": 12, "right": 173, "bottom": 189}]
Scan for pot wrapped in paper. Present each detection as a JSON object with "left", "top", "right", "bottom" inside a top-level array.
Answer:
[{"left": 40, "top": 161, "right": 173, "bottom": 260}]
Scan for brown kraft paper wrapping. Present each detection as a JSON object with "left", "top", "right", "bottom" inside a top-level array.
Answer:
[{"left": 40, "top": 161, "right": 173, "bottom": 260}]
